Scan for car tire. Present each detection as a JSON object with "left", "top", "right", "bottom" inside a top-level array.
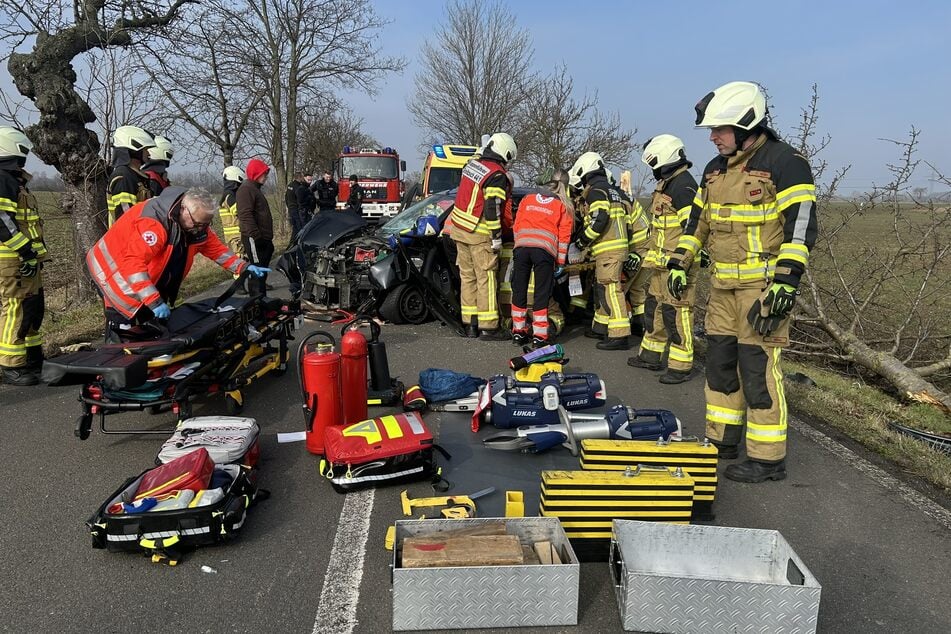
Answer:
[{"left": 379, "top": 283, "right": 428, "bottom": 324}]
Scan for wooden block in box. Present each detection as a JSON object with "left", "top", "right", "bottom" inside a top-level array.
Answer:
[{"left": 402, "top": 535, "right": 524, "bottom": 568}]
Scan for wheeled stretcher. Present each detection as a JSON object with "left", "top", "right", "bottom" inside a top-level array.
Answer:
[{"left": 43, "top": 286, "right": 301, "bottom": 440}]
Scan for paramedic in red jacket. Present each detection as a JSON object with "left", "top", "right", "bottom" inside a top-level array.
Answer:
[
  {"left": 86, "top": 186, "right": 269, "bottom": 342},
  {"left": 510, "top": 169, "right": 574, "bottom": 347}
]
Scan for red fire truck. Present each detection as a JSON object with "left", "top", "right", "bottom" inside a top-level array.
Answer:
[{"left": 335, "top": 146, "right": 406, "bottom": 222}]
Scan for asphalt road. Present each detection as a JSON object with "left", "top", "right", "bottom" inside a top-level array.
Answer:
[{"left": 2, "top": 283, "right": 950, "bottom": 633}]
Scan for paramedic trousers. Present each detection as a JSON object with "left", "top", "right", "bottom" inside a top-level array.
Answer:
[
  {"left": 638, "top": 266, "right": 698, "bottom": 372},
  {"left": 242, "top": 236, "right": 274, "bottom": 296},
  {"left": 453, "top": 238, "right": 499, "bottom": 330},
  {"left": 591, "top": 252, "right": 630, "bottom": 338},
  {"left": 511, "top": 247, "right": 555, "bottom": 341},
  {"left": 0, "top": 266, "right": 44, "bottom": 369},
  {"left": 703, "top": 286, "right": 790, "bottom": 463}
]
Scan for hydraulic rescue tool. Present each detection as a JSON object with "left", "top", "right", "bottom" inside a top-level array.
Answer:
[
  {"left": 483, "top": 405, "right": 682, "bottom": 455},
  {"left": 471, "top": 372, "right": 606, "bottom": 432},
  {"left": 400, "top": 487, "right": 496, "bottom": 518}
]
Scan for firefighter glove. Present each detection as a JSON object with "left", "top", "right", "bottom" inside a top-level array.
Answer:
[
  {"left": 490, "top": 237, "right": 502, "bottom": 252},
  {"left": 623, "top": 251, "right": 642, "bottom": 274},
  {"left": 667, "top": 268, "right": 687, "bottom": 300},
  {"left": 153, "top": 302, "right": 171, "bottom": 320},
  {"left": 247, "top": 265, "right": 271, "bottom": 277},
  {"left": 18, "top": 258, "right": 38, "bottom": 278},
  {"left": 699, "top": 249, "right": 711, "bottom": 268},
  {"left": 765, "top": 282, "right": 797, "bottom": 317}
]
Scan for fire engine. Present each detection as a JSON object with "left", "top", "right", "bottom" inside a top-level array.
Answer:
[{"left": 335, "top": 146, "right": 406, "bottom": 222}]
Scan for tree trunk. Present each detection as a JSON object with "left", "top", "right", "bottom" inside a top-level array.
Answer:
[
  {"left": 803, "top": 307, "right": 951, "bottom": 414},
  {"left": 8, "top": 40, "right": 108, "bottom": 304}
]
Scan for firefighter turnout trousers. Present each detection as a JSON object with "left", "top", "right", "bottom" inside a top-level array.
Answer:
[
  {"left": 497, "top": 243, "right": 514, "bottom": 319},
  {"left": 625, "top": 259, "right": 651, "bottom": 324},
  {"left": 704, "top": 286, "right": 790, "bottom": 463},
  {"left": 454, "top": 238, "right": 499, "bottom": 330},
  {"left": 638, "top": 266, "right": 697, "bottom": 372},
  {"left": 0, "top": 266, "right": 44, "bottom": 369},
  {"left": 592, "top": 252, "right": 630, "bottom": 338}
]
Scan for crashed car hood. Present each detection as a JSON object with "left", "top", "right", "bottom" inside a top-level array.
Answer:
[{"left": 297, "top": 212, "right": 367, "bottom": 249}]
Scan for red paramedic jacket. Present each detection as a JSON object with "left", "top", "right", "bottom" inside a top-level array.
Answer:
[
  {"left": 513, "top": 192, "right": 574, "bottom": 266},
  {"left": 86, "top": 186, "right": 246, "bottom": 319}
]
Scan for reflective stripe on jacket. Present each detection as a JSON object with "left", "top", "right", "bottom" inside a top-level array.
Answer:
[{"left": 513, "top": 193, "right": 574, "bottom": 265}]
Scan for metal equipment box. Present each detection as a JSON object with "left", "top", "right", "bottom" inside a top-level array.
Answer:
[
  {"left": 391, "top": 517, "right": 579, "bottom": 630},
  {"left": 611, "top": 520, "right": 821, "bottom": 633}
]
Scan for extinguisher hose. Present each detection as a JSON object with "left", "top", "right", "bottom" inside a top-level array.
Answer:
[
  {"left": 297, "top": 331, "right": 336, "bottom": 427},
  {"left": 340, "top": 315, "right": 380, "bottom": 342}
]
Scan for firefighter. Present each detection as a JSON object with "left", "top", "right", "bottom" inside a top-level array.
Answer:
[
  {"left": 628, "top": 134, "right": 701, "bottom": 384},
  {"left": 142, "top": 135, "right": 174, "bottom": 197},
  {"left": 511, "top": 168, "right": 573, "bottom": 347},
  {"left": 667, "top": 81, "right": 818, "bottom": 482},
  {"left": 0, "top": 127, "right": 47, "bottom": 386},
  {"left": 608, "top": 168, "right": 651, "bottom": 337},
  {"left": 449, "top": 132, "right": 516, "bottom": 340},
  {"left": 219, "top": 166, "right": 246, "bottom": 292},
  {"left": 569, "top": 151, "right": 631, "bottom": 350},
  {"left": 107, "top": 125, "right": 155, "bottom": 227},
  {"left": 87, "top": 187, "right": 269, "bottom": 343}
]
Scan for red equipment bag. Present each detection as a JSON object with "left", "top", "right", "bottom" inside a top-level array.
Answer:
[
  {"left": 319, "top": 412, "right": 449, "bottom": 493},
  {"left": 134, "top": 447, "right": 215, "bottom": 500}
]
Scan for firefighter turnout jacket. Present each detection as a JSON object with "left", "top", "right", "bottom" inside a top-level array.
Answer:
[
  {"left": 672, "top": 132, "right": 817, "bottom": 288},
  {"left": 0, "top": 164, "right": 47, "bottom": 368},
  {"left": 108, "top": 152, "right": 152, "bottom": 228},
  {"left": 645, "top": 165, "right": 698, "bottom": 270},
  {"left": 219, "top": 181, "right": 243, "bottom": 256},
  {"left": 87, "top": 187, "right": 246, "bottom": 319},
  {"left": 450, "top": 158, "right": 510, "bottom": 243},
  {"left": 513, "top": 193, "right": 573, "bottom": 266},
  {"left": 579, "top": 174, "right": 629, "bottom": 256}
]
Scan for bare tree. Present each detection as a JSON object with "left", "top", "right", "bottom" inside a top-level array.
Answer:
[
  {"left": 141, "top": 3, "right": 265, "bottom": 167},
  {"left": 235, "top": 0, "right": 404, "bottom": 189},
  {"left": 785, "top": 86, "right": 951, "bottom": 412},
  {"left": 517, "top": 64, "right": 636, "bottom": 180},
  {"left": 297, "top": 108, "right": 377, "bottom": 175},
  {"left": 1, "top": 0, "right": 190, "bottom": 300},
  {"left": 407, "top": 0, "right": 535, "bottom": 148}
]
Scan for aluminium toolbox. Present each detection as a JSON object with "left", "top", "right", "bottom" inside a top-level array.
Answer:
[
  {"left": 611, "top": 520, "right": 822, "bottom": 633},
  {"left": 580, "top": 436, "right": 718, "bottom": 520},
  {"left": 540, "top": 467, "right": 695, "bottom": 562},
  {"left": 391, "top": 517, "right": 579, "bottom": 630}
]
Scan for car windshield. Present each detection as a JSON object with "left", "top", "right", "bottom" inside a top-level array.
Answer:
[
  {"left": 377, "top": 192, "right": 454, "bottom": 236},
  {"left": 339, "top": 156, "right": 398, "bottom": 179},
  {"left": 426, "top": 167, "right": 463, "bottom": 195}
]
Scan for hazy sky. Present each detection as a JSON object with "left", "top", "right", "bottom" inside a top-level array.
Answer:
[{"left": 4, "top": 0, "right": 950, "bottom": 192}]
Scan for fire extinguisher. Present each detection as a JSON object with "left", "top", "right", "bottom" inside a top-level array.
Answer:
[
  {"left": 298, "top": 331, "right": 342, "bottom": 455},
  {"left": 340, "top": 321, "right": 369, "bottom": 425}
]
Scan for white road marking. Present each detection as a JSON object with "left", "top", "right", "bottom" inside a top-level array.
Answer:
[
  {"left": 790, "top": 417, "right": 951, "bottom": 531},
  {"left": 313, "top": 488, "right": 375, "bottom": 634}
]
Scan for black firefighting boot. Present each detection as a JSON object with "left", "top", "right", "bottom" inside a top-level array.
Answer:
[
  {"left": 725, "top": 459, "right": 787, "bottom": 483},
  {"left": 659, "top": 369, "right": 692, "bottom": 385},
  {"left": 1, "top": 367, "right": 40, "bottom": 387},
  {"left": 479, "top": 329, "right": 511, "bottom": 342},
  {"left": 710, "top": 441, "right": 739, "bottom": 460},
  {"left": 465, "top": 316, "right": 479, "bottom": 338},
  {"left": 630, "top": 314, "right": 645, "bottom": 338},
  {"left": 627, "top": 355, "right": 663, "bottom": 371},
  {"left": 584, "top": 326, "right": 605, "bottom": 340},
  {"left": 596, "top": 336, "right": 630, "bottom": 351}
]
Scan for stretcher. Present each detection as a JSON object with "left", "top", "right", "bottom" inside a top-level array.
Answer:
[{"left": 43, "top": 279, "right": 301, "bottom": 440}]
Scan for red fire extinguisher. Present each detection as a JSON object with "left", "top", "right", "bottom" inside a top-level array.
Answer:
[
  {"left": 298, "top": 331, "right": 342, "bottom": 455},
  {"left": 340, "top": 321, "right": 369, "bottom": 425}
]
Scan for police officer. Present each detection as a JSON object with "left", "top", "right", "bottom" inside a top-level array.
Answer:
[
  {"left": 667, "top": 81, "right": 818, "bottom": 482},
  {"left": 629, "top": 135, "right": 701, "bottom": 384},
  {"left": 107, "top": 125, "right": 155, "bottom": 227},
  {"left": 141, "top": 135, "right": 174, "bottom": 196},
  {"left": 0, "top": 127, "right": 47, "bottom": 386},
  {"left": 450, "top": 132, "right": 517, "bottom": 340},
  {"left": 569, "top": 151, "right": 631, "bottom": 350}
]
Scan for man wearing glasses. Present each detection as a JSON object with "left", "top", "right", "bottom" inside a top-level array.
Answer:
[{"left": 86, "top": 186, "right": 269, "bottom": 342}]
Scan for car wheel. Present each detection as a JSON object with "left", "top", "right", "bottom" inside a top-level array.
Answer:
[{"left": 379, "top": 284, "right": 429, "bottom": 324}]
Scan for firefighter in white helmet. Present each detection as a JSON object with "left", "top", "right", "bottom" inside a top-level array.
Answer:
[
  {"left": 606, "top": 167, "right": 651, "bottom": 338},
  {"left": 628, "top": 134, "right": 702, "bottom": 384},
  {"left": 0, "top": 127, "right": 47, "bottom": 386},
  {"left": 449, "top": 132, "right": 516, "bottom": 340},
  {"left": 107, "top": 125, "right": 155, "bottom": 227},
  {"left": 142, "top": 135, "right": 174, "bottom": 197},
  {"left": 667, "top": 81, "right": 818, "bottom": 482},
  {"left": 570, "top": 151, "right": 631, "bottom": 349}
]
